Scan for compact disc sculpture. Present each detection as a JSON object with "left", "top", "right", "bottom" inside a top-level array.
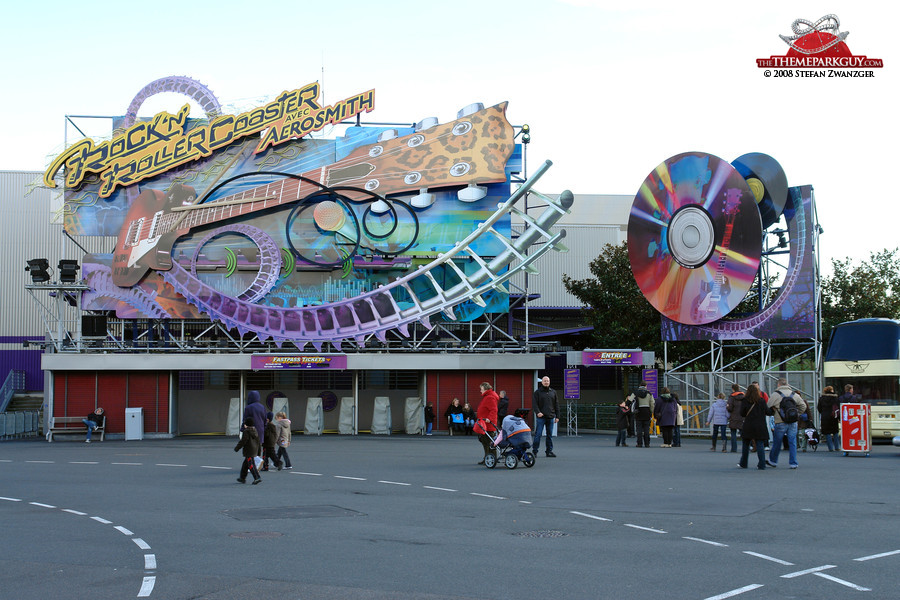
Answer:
[{"left": 628, "top": 151, "right": 790, "bottom": 327}]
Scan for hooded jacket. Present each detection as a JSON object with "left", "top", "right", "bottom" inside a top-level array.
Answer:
[
  {"left": 654, "top": 393, "right": 679, "bottom": 427},
  {"left": 631, "top": 388, "right": 654, "bottom": 421},
  {"left": 242, "top": 391, "right": 268, "bottom": 439}
]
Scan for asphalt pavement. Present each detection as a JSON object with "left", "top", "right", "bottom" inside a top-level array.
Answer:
[{"left": 1, "top": 432, "right": 898, "bottom": 600}]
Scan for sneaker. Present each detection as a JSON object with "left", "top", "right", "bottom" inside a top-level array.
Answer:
[
  {"left": 252, "top": 478, "right": 262, "bottom": 485},
  {"left": 277, "top": 466, "right": 282, "bottom": 471},
  {"left": 766, "top": 460, "right": 777, "bottom": 468},
  {"left": 737, "top": 464, "right": 747, "bottom": 469},
  {"left": 284, "top": 466, "right": 292, "bottom": 469},
  {"left": 789, "top": 464, "right": 798, "bottom": 469},
  {"left": 236, "top": 478, "right": 246, "bottom": 484},
  {"left": 84, "top": 439, "right": 91, "bottom": 443},
  {"left": 546, "top": 451, "right": 557, "bottom": 457}
]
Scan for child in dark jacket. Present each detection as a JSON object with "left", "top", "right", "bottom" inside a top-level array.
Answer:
[
  {"left": 234, "top": 417, "right": 262, "bottom": 484},
  {"left": 262, "top": 412, "right": 283, "bottom": 471},
  {"left": 615, "top": 399, "right": 630, "bottom": 447}
]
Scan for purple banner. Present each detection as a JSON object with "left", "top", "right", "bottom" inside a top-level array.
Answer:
[
  {"left": 251, "top": 354, "right": 347, "bottom": 370},
  {"left": 642, "top": 368, "right": 658, "bottom": 399},
  {"left": 582, "top": 350, "right": 643, "bottom": 366},
  {"left": 564, "top": 368, "right": 580, "bottom": 400}
]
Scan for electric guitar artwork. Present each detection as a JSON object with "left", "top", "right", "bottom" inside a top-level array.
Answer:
[
  {"left": 110, "top": 103, "right": 514, "bottom": 288},
  {"left": 690, "top": 188, "right": 742, "bottom": 323}
]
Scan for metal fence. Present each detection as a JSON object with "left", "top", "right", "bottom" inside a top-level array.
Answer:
[
  {"left": 566, "top": 403, "right": 714, "bottom": 437},
  {"left": 0, "top": 411, "right": 41, "bottom": 440}
]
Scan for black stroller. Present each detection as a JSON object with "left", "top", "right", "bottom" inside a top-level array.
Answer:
[{"left": 804, "top": 426, "right": 820, "bottom": 451}]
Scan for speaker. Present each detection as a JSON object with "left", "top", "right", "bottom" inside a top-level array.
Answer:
[{"left": 82, "top": 315, "right": 107, "bottom": 337}]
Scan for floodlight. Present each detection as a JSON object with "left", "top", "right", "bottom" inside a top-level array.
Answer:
[
  {"left": 25, "top": 259, "right": 50, "bottom": 283},
  {"left": 58, "top": 259, "right": 80, "bottom": 282}
]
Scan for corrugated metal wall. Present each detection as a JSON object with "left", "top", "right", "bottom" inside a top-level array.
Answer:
[{"left": 1, "top": 170, "right": 112, "bottom": 389}]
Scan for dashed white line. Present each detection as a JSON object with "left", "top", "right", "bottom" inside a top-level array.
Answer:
[
  {"left": 112, "top": 462, "right": 143, "bottom": 465},
  {"left": 0, "top": 459, "right": 12, "bottom": 462},
  {"left": 781, "top": 565, "right": 835, "bottom": 578},
  {"left": 91, "top": 516, "right": 113, "bottom": 524},
  {"left": 854, "top": 549, "right": 900, "bottom": 561},
  {"left": 293, "top": 471, "right": 322, "bottom": 476},
  {"left": 25, "top": 460, "right": 54, "bottom": 464},
  {"left": 378, "top": 480, "right": 411, "bottom": 486},
  {"left": 423, "top": 486, "right": 457, "bottom": 492},
  {"left": 743, "top": 551, "right": 793, "bottom": 565},
  {"left": 624, "top": 524, "right": 666, "bottom": 534},
  {"left": 133, "top": 538, "right": 151, "bottom": 550},
  {"left": 813, "top": 572, "right": 871, "bottom": 591},
  {"left": 144, "top": 554, "right": 157, "bottom": 570},
  {"left": 155, "top": 463, "right": 187, "bottom": 467},
  {"left": 62, "top": 509, "right": 87, "bottom": 516},
  {"left": 201, "top": 465, "right": 230, "bottom": 470},
  {"left": 519, "top": 501, "right": 532, "bottom": 504},
  {"left": 0, "top": 496, "right": 22, "bottom": 502},
  {"left": 334, "top": 475, "right": 366, "bottom": 481},
  {"left": 571, "top": 511, "right": 612, "bottom": 522},
  {"left": 115, "top": 525, "right": 134, "bottom": 536},
  {"left": 138, "top": 576, "right": 156, "bottom": 597},
  {"left": 684, "top": 537, "right": 728, "bottom": 547},
  {"left": 29, "top": 502, "right": 56, "bottom": 508},
  {"left": 703, "top": 584, "right": 764, "bottom": 599},
  {"left": 69, "top": 461, "right": 99, "bottom": 464},
  {"left": 470, "top": 493, "right": 505, "bottom": 500}
]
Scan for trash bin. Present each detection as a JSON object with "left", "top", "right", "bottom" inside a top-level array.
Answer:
[{"left": 125, "top": 407, "right": 144, "bottom": 441}]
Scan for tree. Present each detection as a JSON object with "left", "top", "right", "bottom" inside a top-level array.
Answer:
[{"left": 821, "top": 248, "right": 900, "bottom": 339}]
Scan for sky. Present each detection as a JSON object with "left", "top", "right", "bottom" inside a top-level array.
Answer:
[{"left": 1, "top": 0, "right": 896, "bottom": 276}]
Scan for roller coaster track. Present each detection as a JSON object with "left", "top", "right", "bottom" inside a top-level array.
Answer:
[{"left": 157, "top": 160, "right": 572, "bottom": 349}]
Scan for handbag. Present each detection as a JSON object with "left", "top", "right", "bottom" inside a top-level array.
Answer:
[{"left": 451, "top": 413, "right": 464, "bottom": 424}]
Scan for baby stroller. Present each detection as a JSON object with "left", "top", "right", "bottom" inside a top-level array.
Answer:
[
  {"left": 804, "top": 426, "right": 820, "bottom": 451},
  {"left": 481, "top": 412, "right": 536, "bottom": 469}
]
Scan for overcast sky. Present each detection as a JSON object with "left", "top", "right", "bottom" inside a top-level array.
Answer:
[{"left": 2, "top": 0, "right": 896, "bottom": 276}]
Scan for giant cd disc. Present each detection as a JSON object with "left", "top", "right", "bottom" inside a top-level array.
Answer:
[
  {"left": 628, "top": 152, "right": 762, "bottom": 325},
  {"left": 732, "top": 152, "right": 788, "bottom": 230}
]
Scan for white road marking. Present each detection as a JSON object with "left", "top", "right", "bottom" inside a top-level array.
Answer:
[
  {"left": 519, "top": 501, "right": 532, "bottom": 504},
  {"left": 91, "top": 516, "right": 113, "bottom": 524},
  {"left": 684, "top": 537, "right": 728, "bottom": 547},
  {"left": 0, "top": 497, "right": 22, "bottom": 502},
  {"left": 133, "top": 538, "right": 151, "bottom": 550},
  {"left": 115, "top": 525, "right": 134, "bottom": 536},
  {"left": 470, "top": 493, "right": 506, "bottom": 500},
  {"left": 155, "top": 463, "right": 187, "bottom": 467},
  {"left": 571, "top": 511, "right": 612, "bottom": 522},
  {"left": 378, "top": 480, "right": 411, "bottom": 486},
  {"left": 62, "top": 509, "right": 87, "bottom": 516},
  {"left": 743, "top": 551, "right": 794, "bottom": 565},
  {"left": 334, "top": 475, "right": 366, "bottom": 481},
  {"left": 854, "top": 549, "right": 900, "bottom": 561},
  {"left": 144, "top": 554, "right": 157, "bottom": 570},
  {"left": 25, "top": 460, "right": 54, "bottom": 463},
  {"left": 200, "top": 465, "right": 230, "bottom": 470},
  {"left": 29, "top": 502, "right": 56, "bottom": 508},
  {"left": 813, "top": 572, "right": 871, "bottom": 591},
  {"left": 293, "top": 471, "right": 322, "bottom": 476},
  {"left": 703, "top": 584, "right": 764, "bottom": 599},
  {"left": 112, "top": 462, "right": 143, "bottom": 465},
  {"left": 624, "top": 524, "right": 666, "bottom": 534},
  {"left": 423, "top": 486, "right": 457, "bottom": 492},
  {"left": 0, "top": 459, "right": 12, "bottom": 462},
  {"left": 781, "top": 565, "right": 835, "bottom": 578},
  {"left": 69, "top": 461, "right": 99, "bottom": 464},
  {"left": 138, "top": 576, "right": 156, "bottom": 597}
]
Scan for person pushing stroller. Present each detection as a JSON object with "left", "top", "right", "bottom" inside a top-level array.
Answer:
[{"left": 495, "top": 409, "right": 533, "bottom": 452}]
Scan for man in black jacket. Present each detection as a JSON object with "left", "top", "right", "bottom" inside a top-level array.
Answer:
[
  {"left": 628, "top": 382, "right": 655, "bottom": 448},
  {"left": 532, "top": 376, "right": 559, "bottom": 457}
]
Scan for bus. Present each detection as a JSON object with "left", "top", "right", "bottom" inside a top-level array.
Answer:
[{"left": 824, "top": 318, "right": 900, "bottom": 440}]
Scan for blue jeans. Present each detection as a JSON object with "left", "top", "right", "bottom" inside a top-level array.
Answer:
[
  {"left": 533, "top": 417, "right": 554, "bottom": 453},
  {"left": 82, "top": 419, "right": 97, "bottom": 440},
  {"left": 673, "top": 425, "right": 681, "bottom": 447},
  {"left": 616, "top": 429, "right": 627, "bottom": 446},
  {"left": 740, "top": 438, "right": 767, "bottom": 469},
  {"left": 711, "top": 424, "right": 727, "bottom": 447},
  {"left": 425, "top": 422, "right": 433, "bottom": 435},
  {"left": 824, "top": 432, "right": 839, "bottom": 451},
  {"left": 769, "top": 422, "right": 799, "bottom": 466}
]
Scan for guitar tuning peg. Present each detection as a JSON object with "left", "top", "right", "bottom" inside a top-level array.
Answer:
[
  {"left": 370, "top": 199, "right": 391, "bottom": 214},
  {"left": 457, "top": 184, "right": 487, "bottom": 202},
  {"left": 415, "top": 117, "right": 438, "bottom": 131},
  {"left": 377, "top": 129, "right": 398, "bottom": 142},
  {"left": 410, "top": 188, "right": 435, "bottom": 209},
  {"left": 457, "top": 103, "right": 484, "bottom": 118}
]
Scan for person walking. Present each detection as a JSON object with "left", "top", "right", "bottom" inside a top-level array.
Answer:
[
  {"left": 707, "top": 393, "right": 729, "bottom": 452},
  {"left": 654, "top": 387, "right": 679, "bottom": 447},
  {"left": 738, "top": 385, "right": 771, "bottom": 470},
  {"left": 615, "top": 397, "right": 630, "bottom": 447},
  {"left": 817, "top": 386, "right": 840, "bottom": 451},
  {"left": 532, "top": 376, "right": 559, "bottom": 457},
  {"left": 473, "top": 382, "right": 499, "bottom": 464},
  {"left": 234, "top": 417, "right": 262, "bottom": 484},
  {"left": 726, "top": 384, "right": 745, "bottom": 453},
  {"left": 274, "top": 411, "right": 292, "bottom": 469},
  {"left": 767, "top": 378, "right": 808, "bottom": 469},
  {"left": 629, "top": 382, "right": 655, "bottom": 448},
  {"left": 242, "top": 390, "right": 267, "bottom": 443},
  {"left": 672, "top": 392, "right": 684, "bottom": 447},
  {"left": 261, "top": 412, "right": 283, "bottom": 471}
]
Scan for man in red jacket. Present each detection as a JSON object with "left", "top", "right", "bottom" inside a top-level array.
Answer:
[{"left": 473, "top": 382, "right": 499, "bottom": 465}]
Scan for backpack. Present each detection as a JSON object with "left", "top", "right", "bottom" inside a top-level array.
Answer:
[{"left": 778, "top": 394, "right": 799, "bottom": 424}]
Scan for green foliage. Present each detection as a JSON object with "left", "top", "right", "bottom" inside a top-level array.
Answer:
[{"left": 822, "top": 248, "right": 900, "bottom": 339}]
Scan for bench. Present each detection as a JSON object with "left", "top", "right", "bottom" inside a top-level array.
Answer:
[{"left": 46, "top": 416, "right": 106, "bottom": 442}]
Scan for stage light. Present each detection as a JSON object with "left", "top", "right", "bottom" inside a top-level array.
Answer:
[
  {"left": 520, "top": 124, "right": 531, "bottom": 144},
  {"left": 25, "top": 258, "right": 50, "bottom": 283},
  {"left": 58, "top": 259, "right": 80, "bottom": 282}
]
